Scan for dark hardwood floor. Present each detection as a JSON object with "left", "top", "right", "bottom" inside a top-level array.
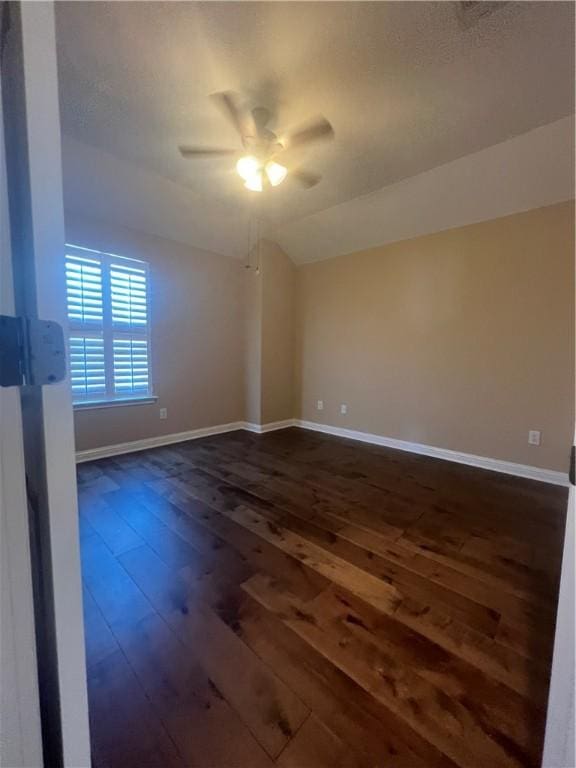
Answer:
[{"left": 77, "top": 428, "right": 567, "bottom": 768}]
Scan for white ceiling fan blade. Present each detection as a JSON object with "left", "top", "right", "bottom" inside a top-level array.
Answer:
[{"left": 179, "top": 146, "right": 237, "bottom": 158}]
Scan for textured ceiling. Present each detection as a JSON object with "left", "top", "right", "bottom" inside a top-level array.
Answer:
[{"left": 56, "top": 1, "right": 575, "bottom": 231}]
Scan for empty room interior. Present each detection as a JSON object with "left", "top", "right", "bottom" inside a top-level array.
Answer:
[{"left": 12, "top": 1, "right": 576, "bottom": 766}]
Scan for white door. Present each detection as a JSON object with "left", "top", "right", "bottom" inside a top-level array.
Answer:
[
  {"left": 1, "top": 3, "right": 90, "bottom": 766},
  {"left": 0, "top": 35, "right": 43, "bottom": 766}
]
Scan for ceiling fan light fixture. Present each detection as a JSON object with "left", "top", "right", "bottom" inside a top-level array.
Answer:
[
  {"left": 265, "top": 161, "right": 287, "bottom": 187},
  {"left": 236, "top": 155, "right": 260, "bottom": 181},
  {"left": 179, "top": 95, "right": 332, "bottom": 195},
  {"left": 244, "top": 172, "right": 263, "bottom": 192}
]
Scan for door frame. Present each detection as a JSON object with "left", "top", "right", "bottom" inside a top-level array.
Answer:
[{"left": 1, "top": 2, "right": 90, "bottom": 765}]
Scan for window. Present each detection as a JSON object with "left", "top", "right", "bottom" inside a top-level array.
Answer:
[{"left": 65, "top": 244, "right": 152, "bottom": 405}]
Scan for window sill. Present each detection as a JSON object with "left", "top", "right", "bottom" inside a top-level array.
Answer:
[{"left": 73, "top": 396, "right": 158, "bottom": 411}]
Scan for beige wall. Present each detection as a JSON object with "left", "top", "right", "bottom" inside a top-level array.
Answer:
[
  {"left": 244, "top": 252, "right": 262, "bottom": 425},
  {"left": 67, "top": 213, "right": 245, "bottom": 452},
  {"left": 243, "top": 240, "right": 295, "bottom": 426},
  {"left": 295, "top": 202, "right": 575, "bottom": 472},
  {"left": 261, "top": 241, "right": 296, "bottom": 424}
]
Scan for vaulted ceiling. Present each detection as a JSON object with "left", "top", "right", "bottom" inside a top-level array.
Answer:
[{"left": 56, "top": 1, "right": 575, "bottom": 259}]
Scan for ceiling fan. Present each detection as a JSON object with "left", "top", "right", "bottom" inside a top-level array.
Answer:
[{"left": 178, "top": 91, "right": 334, "bottom": 192}]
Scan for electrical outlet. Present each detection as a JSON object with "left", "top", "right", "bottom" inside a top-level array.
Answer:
[
  {"left": 159, "top": 407, "right": 168, "bottom": 420},
  {"left": 340, "top": 403, "right": 348, "bottom": 415},
  {"left": 528, "top": 430, "right": 541, "bottom": 446},
  {"left": 317, "top": 400, "right": 324, "bottom": 411}
]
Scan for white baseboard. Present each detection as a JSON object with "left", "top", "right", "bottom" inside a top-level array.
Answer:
[
  {"left": 244, "top": 419, "right": 297, "bottom": 434},
  {"left": 75, "top": 416, "right": 568, "bottom": 487},
  {"left": 75, "top": 421, "right": 247, "bottom": 463},
  {"left": 294, "top": 419, "right": 569, "bottom": 487},
  {"left": 75, "top": 419, "right": 298, "bottom": 462}
]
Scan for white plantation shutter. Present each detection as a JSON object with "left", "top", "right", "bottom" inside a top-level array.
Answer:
[
  {"left": 113, "top": 337, "right": 150, "bottom": 395},
  {"left": 69, "top": 335, "right": 106, "bottom": 399},
  {"left": 65, "top": 245, "right": 152, "bottom": 404},
  {"left": 109, "top": 258, "right": 149, "bottom": 397},
  {"left": 65, "top": 255, "right": 103, "bottom": 324},
  {"left": 110, "top": 261, "right": 148, "bottom": 328}
]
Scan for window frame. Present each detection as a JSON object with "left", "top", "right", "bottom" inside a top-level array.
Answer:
[{"left": 65, "top": 243, "right": 155, "bottom": 408}]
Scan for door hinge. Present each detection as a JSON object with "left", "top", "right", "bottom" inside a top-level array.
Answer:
[
  {"left": 0, "top": 316, "right": 66, "bottom": 387},
  {"left": 570, "top": 445, "right": 575, "bottom": 487}
]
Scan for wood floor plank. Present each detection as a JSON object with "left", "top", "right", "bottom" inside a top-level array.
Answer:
[
  {"left": 305, "top": 585, "right": 545, "bottom": 763},
  {"left": 81, "top": 534, "right": 155, "bottom": 630},
  {"left": 230, "top": 588, "right": 456, "bottom": 768},
  {"left": 181, "top": 447, "right": 407, "bottom": 539},
  {"left": 284, "top": 602, "right": 530, "bottom": 767},
  {"left": 79, "top": 493, "right": 144, "bottom": 556},
  {"left": 104, "top": 489, "right": 201, "bottom": 569},
  {"left": 118, "top": 543, "right": 309, "bottom": 759},
  {"left": 191, "top": 566, "right": 443, "bottom": 765},
  {"left": 158, "top": 482, "right": 329, "bottom": 603},
  {"left": 276, "top": 713, "right": 365, "bottom": 768},
  {"left": 112, "top": 612, "right": 274, "bottom": 768},
  {"left": 337, "top": 523, "right": 552, "bottom": 616},
  {"left": 397, "top": 536, "right": 553, "bottom": 604},
  {"left": 235, "top": 498, "right": 502, "bottom": 637},
  {"left": 132, "top": 484, "right": 255, "bottom": 586},
  {"left": 78, "top": 429, "right": 565, "bottom": 768},
  {"left": 227, "top": 504, "right": 404, "bottom": 614},
  {"left": 242, "top": 569, "right": 543, "bottom": 755},
  {"left": 87, "top": 649, "right": 184, "bottom": 768},
  {"left": 82, "top": 585, "right": 119, "bottom": 669}
]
